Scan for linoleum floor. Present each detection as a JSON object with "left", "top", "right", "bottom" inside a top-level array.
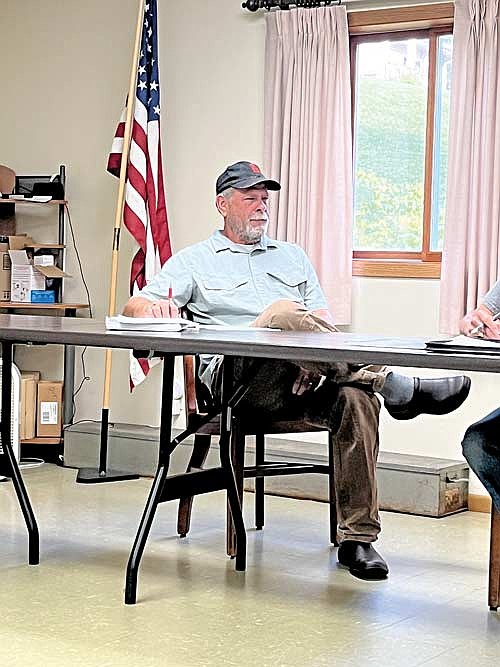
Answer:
[{"left": 1, "top": 464, "right": 499, "bottom": 666}]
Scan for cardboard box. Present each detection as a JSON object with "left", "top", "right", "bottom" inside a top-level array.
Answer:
[
  {"left": 9, "top": 249, "right": 69, "bottom": 303},
  {"left": 20, "top": 371, "right": 40, "bottom": 440},
  {"left": 2, "top": 237, "right": 68, "bottom": 302},
  {"left": 0, "top": 241, "right": 10, "bottom": 301},
  {"left": 0, "top": 236, "right": 34, "bottom": 301},
  {"left": 8, "top": 234, "right": 35, "bottom": 250},
  {"left": 35, "top": 264, "right": 70, "bottom": 280},
  {"left": 3, "top": 236, "right": 33, "bottom": 302},
  {"left": 9, "top": 249, "right": 45, "bottom": 302},
  {"left": 20, "top": 377, "right": 26, "bottom": 440},
  {"left": 22, "top": 371, "right": 41, "bottom": 381},
  {"left": 36, "top": 380, "right": 63, "bottom": 438}
]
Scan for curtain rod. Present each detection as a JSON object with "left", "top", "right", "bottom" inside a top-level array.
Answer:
[{"left": 242, "top": 1, "right": 341, "bottom": 11}]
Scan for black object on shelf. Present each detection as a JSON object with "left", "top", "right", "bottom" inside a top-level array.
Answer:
[{"left": 32, "top": 181, "right": 64, "bottom": 200}]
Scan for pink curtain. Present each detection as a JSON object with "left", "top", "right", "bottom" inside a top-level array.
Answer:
[
  {"left": 264, "top": 6, "right": 353, "bottom": 324},
  {"left": 440, "top": 0, "right": 500, "bottom": 333}
]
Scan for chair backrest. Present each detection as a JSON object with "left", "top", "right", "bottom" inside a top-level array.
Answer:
[
  {"left": 182, "top": 349, "right": 327, "bottom": 435},
  {"left": 179, "top": 307, "right": 327, "bottom": 435},
  {"left": 183, "top": 351, "right": 216, "bottom": 409},
  {"left": 0, "top": 165, "right": 15, "bottom": 194},
  {"left": 181, "top": 307, "right": 215, "bottom": 423}
]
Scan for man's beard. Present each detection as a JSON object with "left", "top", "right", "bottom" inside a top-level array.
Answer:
[{"left": 232, "top": 218, "right": 268, "bottom": 244}]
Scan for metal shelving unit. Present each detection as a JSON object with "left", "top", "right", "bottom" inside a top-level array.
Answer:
[{"left": 0, "top": 165, "right": 89, "bottom": 444}]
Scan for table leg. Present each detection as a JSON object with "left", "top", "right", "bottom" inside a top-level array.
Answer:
[
  {"left": 125, "top": 354, "right": 175, "bottom": 604},
  {"left": 63, "top": 308, "right": 77, "bottom": 427},
  {"left": 125, "top": 463, "right": 170, "bottom": 604},
  {"left": 0, "top": 342, "right": 39, "bottom": 564},
  {"left": 489, "top": 505, "right": 500, "bottom": 611},
  {"left": 219, "top": 356, "right": 246, "bottom": 571}
]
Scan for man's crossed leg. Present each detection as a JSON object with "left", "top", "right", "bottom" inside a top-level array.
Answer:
[{"left": 231, "top": 299, "right": 470, "bottom": 580}]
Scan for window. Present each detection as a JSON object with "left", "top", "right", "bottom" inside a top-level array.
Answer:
[{"left": 349, "top": 5, "right": 453, "bottom": 278}]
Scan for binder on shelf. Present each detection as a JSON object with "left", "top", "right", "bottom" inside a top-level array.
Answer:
[{"left": 0, "top": 239, "right": 10, "bottom": 301}]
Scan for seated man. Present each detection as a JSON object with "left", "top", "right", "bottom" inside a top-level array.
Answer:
[
  {"left": 460, "top": 284, "right": 500, "bottom": 512},
  {"left": 124, "top": 161, "right": 470, "bottom": 580}
]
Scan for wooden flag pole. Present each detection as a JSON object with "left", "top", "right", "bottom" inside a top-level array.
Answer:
[{"left": 77, "top": 0, "right": 145, "bottom": 483}]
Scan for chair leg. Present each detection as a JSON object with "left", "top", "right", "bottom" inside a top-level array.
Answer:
[
  {"left": 177, "top": 434, "right": 212, "bottom": 537},
  {"left": 255, "top": 432, "right": 265, "bottom": 530},
  {"left": 489, "top": 504, "right": 500, "bottom": 611},
  {"left": 227, "top": 420, "right": 245, "bottom": 557},
  {"left": 328, "top": 432, "right": 339, "bottom": 547}
]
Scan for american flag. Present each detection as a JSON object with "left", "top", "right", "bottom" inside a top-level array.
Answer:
[{"left": 107, "top": 0, "right": 172, "bottom": 388}]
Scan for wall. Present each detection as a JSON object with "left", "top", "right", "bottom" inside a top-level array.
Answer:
[{"left": 0, "top": 0, "right": 497, "bottom": 496}]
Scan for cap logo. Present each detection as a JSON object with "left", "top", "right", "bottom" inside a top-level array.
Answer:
[{"left": 249, "top": 163, "right": 262, "bottom": 174}]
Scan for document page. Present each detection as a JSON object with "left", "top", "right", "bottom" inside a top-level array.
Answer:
[
  {"left": 426, "top": 334, "right": 500, "bottom": 352},
  {"left": 105, "top": 315, "right": 199, "bottom": 332}
]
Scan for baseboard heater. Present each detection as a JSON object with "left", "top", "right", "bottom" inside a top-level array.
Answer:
[{"left": 63, "top": 422, "right": 469, "bottom": 518}]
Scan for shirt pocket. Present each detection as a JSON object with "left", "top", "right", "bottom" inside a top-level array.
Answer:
[
  {"left": 199, "top": 275, "right": 248, "bottom": 291},
  {"left": 264, "top": 269, "right": 305, "bottom": 302},
  {"left": 196, "top": 274, "right": 250, "bottom": 317}
]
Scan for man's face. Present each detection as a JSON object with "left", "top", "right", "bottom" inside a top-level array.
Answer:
[{"left": 218, "top": 185, "right": 270, "bottom": 244}]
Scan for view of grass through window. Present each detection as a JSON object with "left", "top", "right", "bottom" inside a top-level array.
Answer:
[
  {"left": 431, "top": 34, "right": 453, "bottom": 251},
  {"left": 353, "top": 34, "right": 452, "bottom": 255}
]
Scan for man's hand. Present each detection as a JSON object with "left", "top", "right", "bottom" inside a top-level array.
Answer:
[
  {"left": 292, "top": 368, "right": 323, "bottom": 396},
  {"left": 312, "top": 308, "right": 337, "bottom": 328},
  {"left": 147, "top": 299, "right": 179, "bottom": 318},
  {"left": 122, "top": 295, "right": 179, "bottom": 319},
  {"left": 460, "top": 304, "right": 500, "bottom": 338}
]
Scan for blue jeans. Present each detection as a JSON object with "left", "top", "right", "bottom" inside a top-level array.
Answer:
[{"left": 462, "top": 407, "right": 500, "bottom": 512}]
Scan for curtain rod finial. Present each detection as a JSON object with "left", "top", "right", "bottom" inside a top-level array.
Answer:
[
  {"left": 242, "top": 0, "right": 341, "bottom": 11},
  {"left": 242, "top": 0, "right": 261, "bottom": 10}
]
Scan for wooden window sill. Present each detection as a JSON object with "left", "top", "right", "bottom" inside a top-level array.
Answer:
[
  {"left": 348, "top": 3, "right": 454, "bottom": 35},
  {"left": 353, "top": 259, "right": 441, "bottom": 279}
]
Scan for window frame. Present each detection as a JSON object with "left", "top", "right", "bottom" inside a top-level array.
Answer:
[{"left": 348, "top": 4, "right": 454, "bottom": 279}]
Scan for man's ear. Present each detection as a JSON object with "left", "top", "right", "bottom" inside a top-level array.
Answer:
[{"left": 215, "top": 195, "right": 227, "bottom": 216}]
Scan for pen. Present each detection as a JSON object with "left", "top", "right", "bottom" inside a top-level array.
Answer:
[
  {"left": 167, "top": 285, "right": 175, "bottom": 317},
  {"left": 470, "top": 311, "right": 500, "bottom": 336}
]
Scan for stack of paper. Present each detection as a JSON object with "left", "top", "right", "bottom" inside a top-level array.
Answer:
[
  {"left": 9, "top": 194, "right": 52, "bottom": 202},
  {"left": 105, "top": 315, "right": 199, "bottom": 332},
  {"left": 426, "top": 335, "right": 500, "bottom": 353}
]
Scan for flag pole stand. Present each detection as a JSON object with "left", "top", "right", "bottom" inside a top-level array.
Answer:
[
  {"left": 76, "top": 408, "right": 139, "bottom": 483},
  {"left": 76, "top": 0, "right": 145, "bottom": 484}
]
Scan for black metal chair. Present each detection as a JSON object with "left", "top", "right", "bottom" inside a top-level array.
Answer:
[{"left": 177, "top": 354, "right": 339, "bottom": 556}]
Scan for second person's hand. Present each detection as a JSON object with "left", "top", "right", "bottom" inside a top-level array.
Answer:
[{"left": 460, "top": 304, "right": 500, "bottom": 339}]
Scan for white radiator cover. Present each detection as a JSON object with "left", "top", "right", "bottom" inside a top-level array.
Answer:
[{"left": 0, "top": 360, "right": 21, "bottom": 463}]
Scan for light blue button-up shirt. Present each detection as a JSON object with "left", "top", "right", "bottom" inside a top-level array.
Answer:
[
  {"left": 483, "top": 280, "right": 500, "bottom": 315},
  {"left": 140, "top": 230, "right": 328, "bottom": 385}
]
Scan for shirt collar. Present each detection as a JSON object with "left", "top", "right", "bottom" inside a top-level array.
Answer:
[{"left": 211, "top": 229, "right": 278, "bottom": 253}]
